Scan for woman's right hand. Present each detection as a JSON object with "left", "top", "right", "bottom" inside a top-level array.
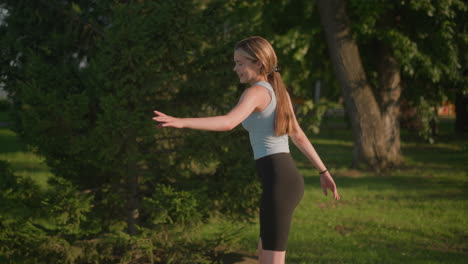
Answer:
[
  {"left": 320, "top": 171, "right": 340, "bottom": 200},
  {"left": 152, "top": 110, "right": 184, "bottom": 128}
]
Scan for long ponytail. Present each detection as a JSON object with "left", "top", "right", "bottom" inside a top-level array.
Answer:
[
  {"left": 268, "top": 71, "right": 296, "bottom": 136},
  {"left": 235, "top": 36, "right": 296, "bottom": 136}
]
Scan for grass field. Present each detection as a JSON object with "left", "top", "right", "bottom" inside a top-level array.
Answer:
[
  {"left": 1, "top": 111, "right": 467, "bottom": 264},
  {"left": 0, "top": 111, "right": 53, "bottom": 188}
]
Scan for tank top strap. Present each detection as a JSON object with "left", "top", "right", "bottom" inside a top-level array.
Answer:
[{"left": 253, "top": 81, "right": 275, "bottom": 95}]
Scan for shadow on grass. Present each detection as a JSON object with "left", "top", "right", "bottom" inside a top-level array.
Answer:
[{"left": 220, "top": 251, "right": 257, "bottom": 264}]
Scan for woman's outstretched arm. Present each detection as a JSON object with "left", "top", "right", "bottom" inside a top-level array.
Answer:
[
  {"left": 152, "top": 85, "right": 267, "bottom": 131},
  {"left": 286, "top": 94, "right": 340, "bottom": 200}
]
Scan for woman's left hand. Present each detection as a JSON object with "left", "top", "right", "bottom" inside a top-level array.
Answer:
[
  {"left": 320, "top": 171, "right": 340, "bottom": 200},
  {"left": 152, "top": 110, "right": 184, "bottom": 128}
]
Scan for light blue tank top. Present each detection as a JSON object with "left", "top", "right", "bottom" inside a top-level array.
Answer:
[{"left": 241, "top": 81, "right": 289, "bottom": 160}]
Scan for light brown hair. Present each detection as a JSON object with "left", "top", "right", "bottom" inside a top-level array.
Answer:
[{"left": 235, "top": 36, "right": 296, "bottom": 136}]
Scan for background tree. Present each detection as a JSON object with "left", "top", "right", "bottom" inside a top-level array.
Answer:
[
  {"left": 259, "top": 0, "right": 343, "bottom": 134},
  {"left": 0, "top": 0, "right": 262, "bottom": 262},
  {"left": 317, "top": 0, "right": 403, "bottom": 169},
  {"left": 317, "top": 0, "right": 467, "bottom": 169}
]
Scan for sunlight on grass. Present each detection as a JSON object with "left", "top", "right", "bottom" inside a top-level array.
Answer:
[{"left": 0, "top": 127, "right": 52, "bottom": 188}]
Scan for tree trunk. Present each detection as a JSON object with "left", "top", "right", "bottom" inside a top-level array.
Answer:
[
  {"left": 317, "top": 0, "right": 403, "bottom": 169},
  {"left": 376, "top": 43, "right": 403, "bottom": 166}
]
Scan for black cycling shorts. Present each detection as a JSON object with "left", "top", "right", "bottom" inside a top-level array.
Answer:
[{"left": 255, "top": 152, "right": 304, "bottom": 251}]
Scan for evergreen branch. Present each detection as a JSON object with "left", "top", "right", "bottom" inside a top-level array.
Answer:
[{"left": 37, "top": 0, "right": 105, "bottom": 36}]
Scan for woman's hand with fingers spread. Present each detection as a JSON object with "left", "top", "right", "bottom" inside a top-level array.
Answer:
[
  {"left": 152, "top": 110, "right": 184, "bottom": 128},
  {"left": 320, "top": 171, "right": 340, "bottom": 200}
]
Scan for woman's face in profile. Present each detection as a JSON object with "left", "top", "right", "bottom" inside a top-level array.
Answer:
[{"left": 233, "top": 50, "right": 262, "bottom": 84}]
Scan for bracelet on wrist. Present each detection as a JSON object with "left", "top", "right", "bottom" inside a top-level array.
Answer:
[{"left": 319, "top": 169, "right": 328, "bottom": 174}]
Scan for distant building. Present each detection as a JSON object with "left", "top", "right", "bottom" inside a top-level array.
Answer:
[{"left": 437, "top": 102, "right": 455, "bottom": 117}]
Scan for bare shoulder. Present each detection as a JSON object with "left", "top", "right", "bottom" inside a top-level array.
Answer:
[
  {"left": 244, "top": 84, "right": 270, "bottom": 97},
  {"left": 239, "top": 85, "right": 272, "bottom": 112}
]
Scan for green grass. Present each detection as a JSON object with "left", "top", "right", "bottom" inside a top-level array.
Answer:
[
  {"left": 0, "top": 109, "right": 53, "bottom": 188},
  {"left": 0, "top": 126, "right": 53, "bottom": 188},
  {"left": 1, "top": 112, "right": 467, "bottom": 263}
]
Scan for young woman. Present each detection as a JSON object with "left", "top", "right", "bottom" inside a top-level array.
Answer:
[{"left": 152, "top": 36, "right": 340, "bottom": 264}]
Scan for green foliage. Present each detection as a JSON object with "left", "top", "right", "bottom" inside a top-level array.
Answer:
[
  {"left": 144, "top": 184, "right": 200, "bottom": 225},
  {"left": 42, "top": 177, "right": 94, "bottom": 235},
  {"left": 348, "top": 0, "right": 466, "bottom": 87},
  {"left": 296, "top": 99, "right": 341, "bottom": 134},
  {"left": 0, "top": 155, "right": 227, "bottom": 263},
  {"left": 259, "top": 1, "right": 341, "bottom": 100},
  {"left": 368, "top": 1, "right": 462, "bottom": 84},
  {"left": 0, "top": 99, "right": 10, "bottom": 111},
  {"left": 0, "top": 0, "right": 262, "bottom": 262},
  {"left": 415, "top": 97, "right": 438, "bottom": 144},
  {"left": 0, "top": 160, "right": 94, "bottom": 263},
  {"left": 346, "top": 0, "right": 467, "bottom": 141}
]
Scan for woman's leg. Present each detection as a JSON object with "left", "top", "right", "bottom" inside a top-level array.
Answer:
[
  {"left": 259, "top": 239, "right": 285, "bottom": 264},
  {"left": 262, "top": 250, "right": 286, "bottom": 264},
  {"left": 256, "top": 153, "right": 303, "bottom": 264}
]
